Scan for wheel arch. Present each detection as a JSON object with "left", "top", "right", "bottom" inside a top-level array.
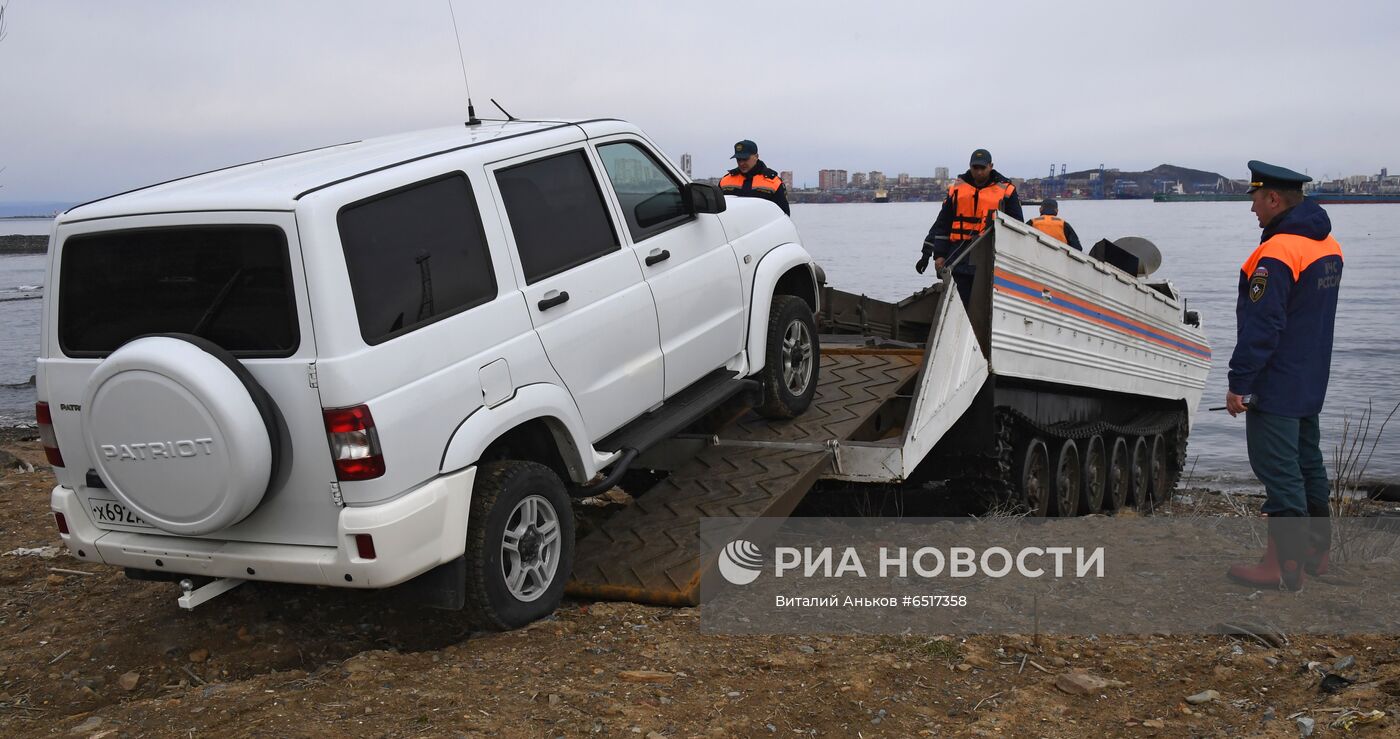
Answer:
[
  {"left": 440, "top": 383, "right": 597, "bottom": 484},
  {"left": 745, "top": 244, "right": 820, "bottom": 374}
]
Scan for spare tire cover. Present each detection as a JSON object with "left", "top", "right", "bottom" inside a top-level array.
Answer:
[{"left": 82, "top": 336, "right": 276, "bottom": 535}]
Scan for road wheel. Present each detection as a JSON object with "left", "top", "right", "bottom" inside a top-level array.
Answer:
[
  {"left": 463, "top": 461, "right": 574, "bottom": 631},
  {"left": 755, "top": 295, "right": 820, "bottom": 419},
  {"left": 1052, "top": 439, "right": 1081, "bottom": 517},
  {"left": 1105, "top": 437, "right": 1130, "bottom": 512},
  {"left": 1015, "top": 437, "right": 1051, "bottom": 516},
  {"left": 1148, "top": 433, "right": 1171, "bottom": 506},
  {"left": 1079, "top": 435, "right": 1107, "bottom": 514},
  {"left": 1128, "top": 436, "right": 1150, "bottom": 508}
]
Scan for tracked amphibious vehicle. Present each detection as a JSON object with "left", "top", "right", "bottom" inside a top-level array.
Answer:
[
  {"left": 568, "top": 213, "right": 1211, "bottom": 605},
  {"left": 816, "top": 214, "right": 1212, "bottom": 514}
]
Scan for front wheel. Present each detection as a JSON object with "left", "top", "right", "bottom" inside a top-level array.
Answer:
[
  {"left": 754, "top": 295, "right": 820, "bottom": 419},
  {"left": 463, "top": 461, "right": 575, "bottom": 631}
]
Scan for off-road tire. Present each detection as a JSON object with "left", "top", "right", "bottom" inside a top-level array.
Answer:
[
  {"left": 463, "top": 461, "right": 574, "bottom": 631},
  {"left": 755, "top": 295, "right": 820, "bottom": 419}
]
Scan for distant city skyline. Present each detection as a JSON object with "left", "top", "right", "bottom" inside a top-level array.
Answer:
[{"left": 717, "top": 163, "right": 1397, "bottom": 192}]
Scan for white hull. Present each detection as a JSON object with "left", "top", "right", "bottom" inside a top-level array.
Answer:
[{"left": 985, "top": 216, "right": 1211, "bottom": 429}]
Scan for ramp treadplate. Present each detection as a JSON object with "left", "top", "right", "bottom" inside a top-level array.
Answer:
[{"left": 567, "top": 350, "right": 921, "bottom": 606}]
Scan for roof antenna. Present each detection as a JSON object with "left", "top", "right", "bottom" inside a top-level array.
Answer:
[
  {"left": 445, "top": 0, "right": 481, "bottom": 126},
  {"left": 490, "top": 98, "right": 517, "bottom": 121}
]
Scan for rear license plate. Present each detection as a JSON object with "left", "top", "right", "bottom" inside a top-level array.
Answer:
[{"left": 87, "top": 498, "right": 153, "bottom": 529}]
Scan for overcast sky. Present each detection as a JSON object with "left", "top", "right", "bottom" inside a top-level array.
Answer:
[{"left": 2, "top": 0, "right": 1398, "bottom": 201}]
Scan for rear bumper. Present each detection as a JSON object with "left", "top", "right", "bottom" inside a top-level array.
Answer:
[{"left": 51, "top": 467, "right": 475, "bottom": 589}]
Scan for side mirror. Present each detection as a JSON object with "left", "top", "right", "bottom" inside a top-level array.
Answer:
[
  {"left": 634, "top": 190, "right": 686, "bottom": 228},
  {"left": 1184, "top": 309, "right": 1201, "bottom": 327},
  {"left": 681, "top": 182, "right": 726, "bottom": 215}
]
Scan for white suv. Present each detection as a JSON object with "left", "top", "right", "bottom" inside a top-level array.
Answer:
[{"left": 37, "top": 118, "right": 821, "bottom": 628}]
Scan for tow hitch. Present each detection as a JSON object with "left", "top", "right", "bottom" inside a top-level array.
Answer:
[{"left": 177, "top": 577, "right": 246, "bottom": 610}]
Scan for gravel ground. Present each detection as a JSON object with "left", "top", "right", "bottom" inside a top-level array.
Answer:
[{"left": 2, "top": 435, "right": 1397, "bottom": 738}]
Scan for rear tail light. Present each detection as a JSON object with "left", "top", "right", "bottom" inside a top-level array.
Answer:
[
  {"left": 354, "top": 534, "right": 377, "bottom": 560},
  {"left": 55, "top": 512, "right": 70, "bottom": 535},
  {"left": 35, "top": 402, "right": 65, "bottom": 467},
  {"left": 322, "top": 404, "right": 385, "bottom": 481}
]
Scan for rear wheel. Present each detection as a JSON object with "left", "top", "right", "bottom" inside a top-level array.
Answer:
[
  {"left": 1128, "top": 437, "right": 1150, "bottom": 508},
  {"left": 1079, "top": 435, "right": 1107, "bottom": 514},
  {"left": 1015, "top": 437, "right": 1051, "bottom": 516},
  {"left": 1052, "top": 439, "right": 1081, "bottom": 517},
  {"left": 1105, "top": 436, "right": 1130, "bottom": 512},
  {"left": 755, "top": 295, "right": 819, "bottom": 419},
  {"left": 463, "top": 461, "right": 574, "bottom": 631}
]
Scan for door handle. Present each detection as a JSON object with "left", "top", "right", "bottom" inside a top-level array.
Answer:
[
  {"left": 645, "top": 249, "right": 671, "bottom": 267},
  {"left": 537, "top": 290, "right": 570, "bottom": 311}
]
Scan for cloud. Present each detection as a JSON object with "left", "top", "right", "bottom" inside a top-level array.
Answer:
[{"left": 1, "top": 0, "right": 1396, "bottom": 200}]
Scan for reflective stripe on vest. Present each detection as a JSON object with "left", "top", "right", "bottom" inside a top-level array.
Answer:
[
  {"left": 1241, "top": 232, "right": 1344, "bottom": 280},
  {"left": 721, "top": 171, "right": 782, "bottom": 195},
  {"left": 948, "top": 180, "right": 1014, "bottom": 242},
  {"left": 1029, "top": 215, "right": 1067, "bottom": 243},
  {"left": 750, "top": 173, "right": 782, "bottom": 193}
]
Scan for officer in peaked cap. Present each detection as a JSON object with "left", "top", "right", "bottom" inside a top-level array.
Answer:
[
  {"left": 1246, "top": 160, "right": 1312, "bottom": 193},
  {"left": 719, "top": 139, "right": 790, "bottom": 215},
  {"left": 1226, "top": 159, "right": 1344, "bottom": 592}
]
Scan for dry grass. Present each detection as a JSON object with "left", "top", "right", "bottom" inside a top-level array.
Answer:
[{"left": 1330, "top": 400, "right": 1400, "bottom": 563}]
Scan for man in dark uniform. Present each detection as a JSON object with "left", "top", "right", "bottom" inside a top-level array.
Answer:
[
  {"left": 1027, "top": 198, "right": 1083, "bottom": 251},
  {"left": 719, "top": 140, "right": 790, "bottom": 215},
  {"left": 1226, "top": 161, "right": 1344, "bottom": 591},
  {"left": 917, "top": 148, "right": 1023, "bottom": 305}
]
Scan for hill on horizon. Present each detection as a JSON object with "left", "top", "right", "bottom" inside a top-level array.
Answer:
[
  {"left": 0, "top": 201, "right": 75, "bottom": 218},
  {"left": 1040, "top": 164, "right": 1243, "bottom": 194}
]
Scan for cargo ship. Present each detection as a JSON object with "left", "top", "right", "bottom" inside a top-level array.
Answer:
[
  {"left": 873, "top": 188, "right": 889, "bottom": 203},
  {"left": 1307, "top": 192, "right": 1400, "bottom": 204},
  {"left": 1153, "top": 193, "right": 1249, "bottom": 203}
]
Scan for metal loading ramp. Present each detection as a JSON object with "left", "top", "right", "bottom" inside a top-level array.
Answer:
[{"left": 566, "top": 348, "right": 922, "bottom": 606}]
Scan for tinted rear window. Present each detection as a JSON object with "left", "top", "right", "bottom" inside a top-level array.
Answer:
[
  {"left": 59, "top": 226, "right": 298, "bottom": 357},
  {"left": 337, "top": 173, "right": 497, "bottom": 344}
]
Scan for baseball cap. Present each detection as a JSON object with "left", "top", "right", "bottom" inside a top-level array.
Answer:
[{"left": 731, "top": 140, "right": 759, "bottom": 159}]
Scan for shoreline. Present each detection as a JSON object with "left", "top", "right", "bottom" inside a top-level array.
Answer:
[
  {"left": 0, "top": 235, "right": 49, "bottom": 254},
  {"left": 1, "top": 423, "right": 1392, "bottom": 497}
]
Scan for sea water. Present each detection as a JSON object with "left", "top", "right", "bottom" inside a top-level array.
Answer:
[{"left": 3, "top": 203, "right": 1397, "bottom": 487}]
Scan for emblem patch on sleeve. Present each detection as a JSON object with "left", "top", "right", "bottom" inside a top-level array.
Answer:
[{"left": 1249, "top": 266, "right": 1268, "bottom": 303}]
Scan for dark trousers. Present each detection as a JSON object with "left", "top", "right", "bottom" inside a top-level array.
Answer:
[
  {"left": 951, "top": 267, "right": 975, "bottom": 308},
  {"left": 1246, "top": 409, "right": 1329, "bottom": 516}
]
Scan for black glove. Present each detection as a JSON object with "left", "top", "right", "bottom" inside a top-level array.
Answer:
[{"left": 915, "top": 254, "right": 930, "bottom": 274}]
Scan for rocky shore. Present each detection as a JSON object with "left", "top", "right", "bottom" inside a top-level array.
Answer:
[
  {"left": 2, "top": 430, "right": 1398, "bottom": 736},
  {"left": 0, "top": 235, "right": 48, "bottom": 255}
]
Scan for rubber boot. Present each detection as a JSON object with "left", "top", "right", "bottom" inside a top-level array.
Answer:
[
  {"left": 1305, "top": 501, "right": 1331, "bottom": 576},
  {"left": 1270, "top": 515, "right": 1307, "bottom": 592},
  {"left": 1227, "top": 517, "right": 1307, "bottom": 591},
  {"left": 1226, "top": 533, "right": 1282, "bottom": 588}
]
